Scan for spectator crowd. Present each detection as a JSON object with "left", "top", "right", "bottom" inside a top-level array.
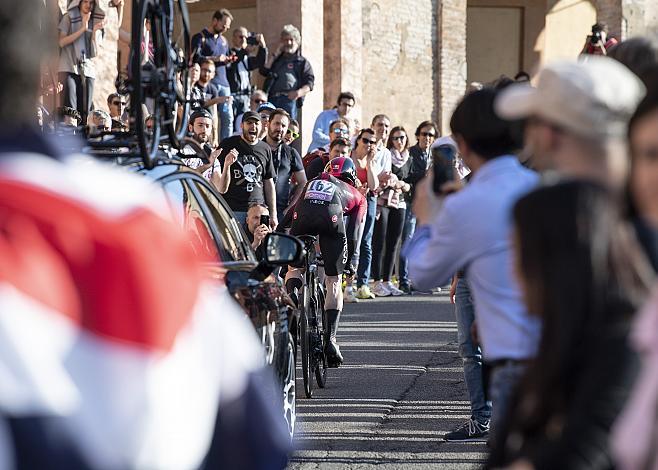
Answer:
[{"left": 33, "top": 3, "right": 658, "bottom": 467}]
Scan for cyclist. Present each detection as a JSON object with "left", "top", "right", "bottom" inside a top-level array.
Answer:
[{"left": 283, "top": 157, "right": 366, "bottom": 367}]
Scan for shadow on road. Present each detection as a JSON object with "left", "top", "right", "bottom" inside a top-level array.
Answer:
[{"left": 288, "top": 296, "right": 488, "bottom": 469}]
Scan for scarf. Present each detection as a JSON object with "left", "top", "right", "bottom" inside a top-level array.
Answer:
[
  {"left": 66, "top": 0, "right": 105, "bottom": 62},
  {"left": 390, "top": 148, "right": 409, "bottom": 168}
]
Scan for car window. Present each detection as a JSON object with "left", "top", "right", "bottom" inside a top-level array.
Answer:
[
  {"left": 190, "top": 180, "right": 252, "bottom": 262},
  {"left": 162, "top": 179, "right": 223, "bottom": 263}
]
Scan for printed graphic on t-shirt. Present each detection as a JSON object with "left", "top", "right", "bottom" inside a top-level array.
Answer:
[
  {"left": 305, "top": 179, "right": 336, "bottom": 203},
  {"left": 232, "top": 155, "right": 264, "bottom": 192}
]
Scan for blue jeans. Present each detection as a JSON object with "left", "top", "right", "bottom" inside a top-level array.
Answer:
[
  {"left": 270, "top": 94, "right": 297, "bottom": 120},
  {"left": 356, "top": 195, "right": 377, "bottom": 288},
  {"left": 216, "top": 84, "right": 233, "bottom": 141},
  {"left": 489, "top": 361, "right": 527, "bottom": 445},
  {"left": 398, "top": 208, "right": 416, "bottom": 287},
  {"left": 455, "top": 278, "right": 492, "bottom": 423}
]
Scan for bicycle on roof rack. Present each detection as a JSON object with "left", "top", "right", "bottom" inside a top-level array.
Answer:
[{"left": 84, "top": 0, "right": 192, "bottom": 168}]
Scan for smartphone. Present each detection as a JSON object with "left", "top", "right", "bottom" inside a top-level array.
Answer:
[
  {"left": 432, "top": 144, "right": 457, "bottom": 195},
  {"left": 260, "top": 214, "right": 270, "bottom": 227}
]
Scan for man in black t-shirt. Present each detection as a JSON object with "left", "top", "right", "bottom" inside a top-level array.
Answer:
[
  {"left": 214, "top": 110, "right": 277, "bottom": 227},
  {"left": 263, "top": 108, "right": 306, "bottom": 216}
]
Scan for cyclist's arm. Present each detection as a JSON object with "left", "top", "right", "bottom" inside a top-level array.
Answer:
[
  {"left": 279, "top": 180, "right": 310, "bottom": 231},
  {"left": 344, "top": 190, "right": 367, "bottom": 270}
]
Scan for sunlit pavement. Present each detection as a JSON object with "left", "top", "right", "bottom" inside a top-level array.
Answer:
[{"left": 288, "top": 292, "right": 488, "bottom": 469}]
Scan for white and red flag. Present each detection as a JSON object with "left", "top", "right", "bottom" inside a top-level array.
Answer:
[{"left": 0, "top": 153, "right": 290, "bottom": 469}]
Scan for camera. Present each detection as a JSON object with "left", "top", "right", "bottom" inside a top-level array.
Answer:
[
  {"left": 260, "top": 214, "right": 270, "bottom": 227},
  {"left": 590, "top": 30, "right": 602, "bottom": 45},
  {"left": 247, "top": 32, "right": 259, "bottom": 46}
]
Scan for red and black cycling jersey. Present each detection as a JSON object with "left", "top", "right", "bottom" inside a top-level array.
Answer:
[{"left": 281, "top": 172, "right": 366, "bottom": 270}]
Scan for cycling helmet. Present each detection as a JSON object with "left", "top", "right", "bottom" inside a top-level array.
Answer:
[{"left": 324, "top": 157, "right": 358, "bottom": 187}]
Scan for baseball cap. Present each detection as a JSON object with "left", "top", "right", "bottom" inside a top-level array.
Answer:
[
  {"left": 189, "top": 108, "right": 213, "bottom": 123},
  {"left": 242, "top": 110, "right": 262, "bottom": 123},
  {"left": 495, "top": 56, "right": 645, "bottom": 138},
  {"left": 256, "top": 102, "right": 276, "bottom": 113}
]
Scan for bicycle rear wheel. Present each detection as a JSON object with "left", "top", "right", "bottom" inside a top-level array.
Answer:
[{"left": 300, "top": 286, "right": 314, "bottom": 398}]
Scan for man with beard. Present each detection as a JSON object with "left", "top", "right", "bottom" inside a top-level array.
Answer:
[
  {"left": 263, "top": 108, "right": 307, "bottom": 216},
  {"left": 191, "top": 9, "right": 235, "bottom": 139},
  {"left": 214, "top": 111, "right": 277, "bottom": 227},
  {"left": 260, "top": 24, "right": 314, "bottom": 120},
  {"left": 181, "top": 108, "right": 220, "bottom": 181}
]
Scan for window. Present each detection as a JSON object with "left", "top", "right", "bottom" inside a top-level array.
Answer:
[
  {"left": 163, "top": 180, "right": 222, "bottom": 263},
  {"left": 191, "top": 180, "right": 252, "bottom": 262}
]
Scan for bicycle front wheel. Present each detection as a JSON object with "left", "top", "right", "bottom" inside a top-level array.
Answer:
[
  {"left": 315, "top": 285, "right": 328, "bottom": 388},
  {"left": 300, "top": 291, "right": 314, "bottom": 398}
]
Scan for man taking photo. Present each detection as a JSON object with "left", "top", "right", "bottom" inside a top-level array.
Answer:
[
  {"left": 227, "top": 27, "right": 267, "bottom": 120},
  {"left": 244, "top": 204, "right": 272, "bottom": 260}
]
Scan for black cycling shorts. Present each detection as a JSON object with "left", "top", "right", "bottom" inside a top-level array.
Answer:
[{"left": 290, "top": 202, "right": 347, "bottom": 277}]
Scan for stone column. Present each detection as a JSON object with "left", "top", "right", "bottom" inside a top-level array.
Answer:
[
  {"left": 257, "top": 0, "right": 324, "bottom": 153},
  {"left": 436, "top": 0, "right": 467, "bottom": 135},
  {"left": 323, "top": 0, "right": 363, "bottom": 124},
  {"left": 594, "top": 0, "right": 623, "bottom": 39}
]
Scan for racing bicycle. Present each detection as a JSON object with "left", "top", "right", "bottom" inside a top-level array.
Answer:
[{"left": 289, "top": 235, "right": 328, "bottom": 398}]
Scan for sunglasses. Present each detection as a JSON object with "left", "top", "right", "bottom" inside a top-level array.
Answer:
[
  {"left": 286, "top": 129, "right": 299, "bottom": 139},
  {"left": 259, "top": 114, "right": 270, "bottom": 121},
  {"left": 392, "top": 135, "right": 406, "bottom": 141},
  {"left": 420, "top": 131, "right": 436, "bottom": 137},
  {"left": 112, "top": 101, "right": 126, "bottom": 106},
  {"left": 254, "top": 99, "right": 265, "bottom": 105},
  {"left": 361, "top": 137, "right": 377, "bottom": 145},
  {"left": 332, "top": 127, "right": 349, "bottom": 134}
]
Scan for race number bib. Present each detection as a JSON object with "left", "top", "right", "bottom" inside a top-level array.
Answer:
[{"left": 305, "top": 179, "right": 336, "bottom": 202}]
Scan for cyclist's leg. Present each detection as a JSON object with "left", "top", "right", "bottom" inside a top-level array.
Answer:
[
  {"left": 284, "top": 266, "right": 304, "bottom": 306},
  {"left": 287, "top": 215, "right": 310, "bottom": 303},
  {"left": 319, "top": 225, "right": 347, "bottom": 367}
]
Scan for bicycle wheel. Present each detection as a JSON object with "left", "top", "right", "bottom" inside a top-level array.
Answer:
[
  {"left": 300, "top": 286, "right": 314, "bottom": 398},
  {"left": 315, "top": 283, "right": 328, "bottom": 388}
]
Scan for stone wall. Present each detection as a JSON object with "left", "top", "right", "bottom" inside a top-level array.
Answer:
[
  {"left": 437, "top": 0, "right": 467, "bottom": 134},
  {"left": 361, "top": 0, "right": 438, "bottom": 137}
]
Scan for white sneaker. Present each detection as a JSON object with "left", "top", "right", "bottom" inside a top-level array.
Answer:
[
  {"left": 372, "top": 281, "right": 391, "bottom": 297},
  {"left": 385, "top": 281, "right": 403, "bottom": 296},
  {"left": 344, "top": 286, "right": 359, "bottom": 303}
]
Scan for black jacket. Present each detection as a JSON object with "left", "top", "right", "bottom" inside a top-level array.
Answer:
[
  {"left": 260, "top": 52, "right": 314, "bottom": 106},
  {"left": 226, "top": 46, "right": 267, "bottom": 95},
  {"left": 404, "top": 144, "right": 430, "bottom": 203}
]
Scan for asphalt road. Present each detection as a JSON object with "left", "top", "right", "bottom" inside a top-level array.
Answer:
[{"left": 288, "top": 291, "right": 488, "bottom": 469}]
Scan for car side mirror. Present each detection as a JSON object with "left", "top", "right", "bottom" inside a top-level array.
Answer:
[{"left": 264, "top": 232, "right": 304, "bottom": 265}]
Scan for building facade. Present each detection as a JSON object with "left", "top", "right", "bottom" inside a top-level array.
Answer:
[{"left": 68, "top": 0, "right": 658, "bottom": 147}]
